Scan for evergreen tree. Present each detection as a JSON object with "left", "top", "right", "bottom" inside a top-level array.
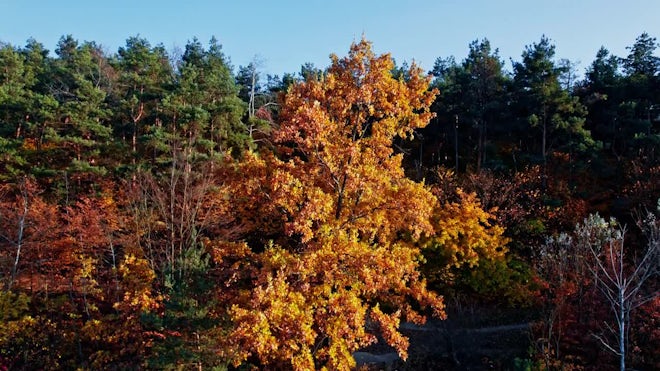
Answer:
[
  {"left": 114, "top": 36, "right": 173, "bottom": 168},
  {"left": 0, "top": 44, "right": 30, "bottom": 177},
  {"left": 579, "top": 47, "right": 623, "bottom": 155},
  {"left": 460, "top": 39, "right": 508, "bottom": 170},
  {"left": 511, "top": 36, "right": 594, "bottom": 186},
  {"left": 428, "top": 40, "right": 509, "bottom": 171},
  {"left": 618, "top": 33, "right": 660, "bottom": 160},
  {"left": 46, "top": 36, "right": 113, "bottom": 184},
  {"left": 622, "top": 32, "right": 659, "bottom": 77}
]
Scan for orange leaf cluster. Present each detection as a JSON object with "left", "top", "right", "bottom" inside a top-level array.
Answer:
[
  {"left": 220, "top": 39, "right": 445, "bottom": 370},
  {"left": 426, "top": 189, "right": 509, "bottom": 269}
]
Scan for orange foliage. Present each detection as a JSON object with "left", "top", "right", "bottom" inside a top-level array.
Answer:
[
  {"left": 219, "top": 39, "right": 444, "bottom": 370},
  {"left": 0, "top": 178, "right": 59, "bottom": 291},
  {"left": 0, "top": 39, "right": 517, "bottom": 370},
  {"left": 58, "top": 188, "right": 161, "bottom": 367},
  {"left": 426, "top": 189, "right": 509, "bottom": 269}
]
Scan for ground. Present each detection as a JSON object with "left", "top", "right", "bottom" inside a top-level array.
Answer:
[{"left": 356, "top": 304, "right": 534, "bottom": 370}]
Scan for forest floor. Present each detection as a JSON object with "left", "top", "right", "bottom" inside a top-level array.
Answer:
[{"left": 355, "top": 304, "right": 536, "bottom": 370}]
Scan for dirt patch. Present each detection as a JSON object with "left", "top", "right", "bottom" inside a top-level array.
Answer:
[{"left": 356, "top": 319, "right": 532, "bottom": 370}]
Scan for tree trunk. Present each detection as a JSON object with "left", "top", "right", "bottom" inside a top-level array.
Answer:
[
  {"left": 477, "top": 119, "right": 483, "bottom": 172},
  {"left": 541, "top": 106, "right": 547, "bottom": 190},
  {"left": 9, "top": 180, "right": 29, "bottom": 291},
  {"left": 619, "top": 292, "right": 625, "bottom": 371},
  {"left": 454, "top": 115, "right": 459, "bottom": 172},
  {"left": 249, "top": 70, "right": 256, "bottom": 118}
]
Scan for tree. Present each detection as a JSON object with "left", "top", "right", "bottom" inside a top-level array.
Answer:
[
  {"left": 236, "top": 60, "right": 262, "bottom": 119},
  {"left": 622, "top": 32, "right": 659, "bottom": 78},
  {"left": 0, "top": 44, "right": 31, "bottom": 178},
  {"left": 0, "top": 186, "right": 162, "bottom": 369},
  {"left": 114, "top": 36, "right": 173, "bottom": 166},
  {"left": 155, "top": 37, "right": 247, "bottom": 163},
  {"left": 44, "top": 36, "right": 114, "bottom": 187},
  {"left": 202, "top": 37, "right": 249, "bottom": 155},
  {"left": 0, "top": 178, "right": 57, "bottom": 291},
  {"left": 511, "top": 36, "right": 594, "bottom": 187},
  {"left": 538, "top": 210, "right": 660, "bottom": 370},
  {"left": 537, "top": 223, "right": 598, "bottom": 368},
  {"left": 121, "top": 38, "right": 247, "bottom": 369},
  {"left": 63, "top": 190, "right": 161, "bottom": 368},
  {"left": 146, "top": 36, "right": 246, "bottom": 275},
  {"left": 581, "top": 212, "right": 659, "bottom": 371},
  {"left": 617, "top": 33, "right": 660, "bottom": 161},
  {"left": 586, "top": 47, "right": 621, "bottom": 92},
  {"left": 429, "top": 56, "right": 463, "bottom": 171},
  {"left": 0, "top": 40, "right": 62, "bottom": 182},
  {"left": 558, "top": 58, "right": 580, "bottom": 93},
  {"left": 579, "top": 47, "right": 623, "bottom": 155},
  {"left": 220, "top": 39, "right": 444, "bottom": 370},
  {"left": 428, "top": 40, "right": 509, "bottom": 172},
  {"left": 299, "top": 62, "right": 323, "bottom": 81},
  {"left": 423, "top": 188, "right": 508, "bottom": 271},
  {"left": 460, "top": 39, "right": 507, "bottom": 170},
  {"left": 420, "top": 185, "right": 512, "bottom": 311},
  {"left": 236, "top": 58, "right": 276, "bottom": 142}
]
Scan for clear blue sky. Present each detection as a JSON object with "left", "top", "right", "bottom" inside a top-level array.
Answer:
[{"left": 2, "top": 0, "right": 659, "bottom": 77}]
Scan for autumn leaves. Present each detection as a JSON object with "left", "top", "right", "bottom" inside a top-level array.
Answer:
[
  {"left": 0, "top": 39, "right": 509, "bottom": 370},
  {"left": 218, "top": 39, "right": 506, "bottom": 370}
]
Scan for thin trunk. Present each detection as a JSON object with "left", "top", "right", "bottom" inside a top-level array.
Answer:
[
  {"left": 483, "top": 114, "right": 489, "bottom": 168},
  {"left": 249, "top": 70, "right": 256, "bottom": 118},
  {"left": 132, "top": 120, "right": 137, "bottom": 164},
  {"left": 179, "top": 140, "right": 193, "bottom": 281},
  {"left": 69, "top": 281, "right": 84, "bottom": 363},
  {"left": 110, "top": 241, "right": 121, "bottom": 304},
  {"left": 170, "top": 142, "right": 177, "bottom": 274},
  {"left": 477, "top": 119, "right": 483, "bottom": 172},
  {"left": 335, "top": 173, "right": 347, "bottom": 220},
  {"left": 38, "top": 121, "right": 46, "bottom": 152},
  {"left": 619, "top": 295, "right": 625, "bottom": 371},
  {"left": 131, "top": 88, "right": 144, "bottom": 167},
  {"left": 417, "top": 140, "right": 423, "bottom": 181},
  {"left": 454, "top": 115, "right": 459, "bottom": 172},
  {"left": 210, "top": 119, "right": 215, "bottom": 171},
  {"left": 541, "top": 105, "right": 547, "bottom": 190},
  {"left": 9, "top": 181, "right": 29, "bottom": 291}
]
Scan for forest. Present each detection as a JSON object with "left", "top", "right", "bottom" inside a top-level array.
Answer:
[{"left": 0, "top": 33, "right": 658, "bottom": 370}]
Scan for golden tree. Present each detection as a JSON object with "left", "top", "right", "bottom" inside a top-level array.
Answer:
[{"left": 219, "top": 39, "right": 444, "bottom": 370}]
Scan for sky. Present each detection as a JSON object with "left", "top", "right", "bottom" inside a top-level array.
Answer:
[{"left": 2, "top": 0, "right": 660, "bottom": 78}]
